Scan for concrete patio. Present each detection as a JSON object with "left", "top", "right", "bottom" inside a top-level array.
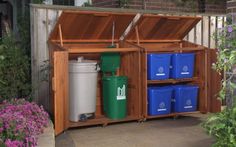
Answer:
[{"left": 56, "top": 114, "right": 214, "bottom": 147}]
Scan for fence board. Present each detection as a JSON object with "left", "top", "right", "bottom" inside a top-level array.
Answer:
[
  {"left": 202, "top": 16, "right": 210, "bottom": 48},
  {"left": 30, "top": 5, "right": 226, "bottom": 110},
  {"left": 196, "top": 19, "right": 202, "bottom": 46},
  {"left": 210, "top": 16, "right": 216, "bottom": 48}
]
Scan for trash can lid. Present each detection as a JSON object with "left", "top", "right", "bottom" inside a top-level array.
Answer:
[{"left": 69, "top": 57, "right": 97, "bottom": 66}]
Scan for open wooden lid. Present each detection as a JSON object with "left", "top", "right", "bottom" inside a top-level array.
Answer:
[
  {"left": 49, "top": 11, "right": 136, "bottom": 42},
  {"left": 126, "top": 14, "right": 201, "bottom": 42}
]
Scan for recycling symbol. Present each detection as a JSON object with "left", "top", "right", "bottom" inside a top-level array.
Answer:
[
  {"left": 183, "top": 66, "right": 188, "bottom": 72},
  {"left": 159, "top": 102, "right": 166, "bottom": 109},
  {"left": 158, "top": 67, "right": 164, "bottom": 73},
  {"left": 186, "top": 99, "right": 192, "bottom": 106}
]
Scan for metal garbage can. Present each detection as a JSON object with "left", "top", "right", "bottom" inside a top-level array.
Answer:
[
  {"left": 69, "top": 57, "right": 99, "bottom": 122},
  {"left": 102, "top": 76, "right": 127, "bottom": 120}
]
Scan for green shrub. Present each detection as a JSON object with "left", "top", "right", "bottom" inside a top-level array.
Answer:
[
  {"left": 202, "top": 24, "right": 236, "bottom": 146},
  {"left": 0, "top": 35, "right": 31, "bottom": 101}
]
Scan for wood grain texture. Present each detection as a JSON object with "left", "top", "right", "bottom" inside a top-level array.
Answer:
[
  {"left": 49, "top": 11, "right": 136, "bottom": 41},
  {"left": 127, "top": 14, "right": 201, "bottom": 41},
  {"left": 68, "top": 48, "right": 139, "bottom": 53},
  {"left": 208, "top": 49, "right": 221, "bottom": 112},
  {"left": 53, "top": 51, "right": 68, "bottom": 135}
]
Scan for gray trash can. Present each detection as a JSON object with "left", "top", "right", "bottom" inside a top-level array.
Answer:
[{"left": 69, "top": 57, "right": 100, "bottom": 122}]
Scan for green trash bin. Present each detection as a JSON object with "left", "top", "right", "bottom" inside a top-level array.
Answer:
[{"left": 102, "top": 76, "right": 127, "bottom": 119}]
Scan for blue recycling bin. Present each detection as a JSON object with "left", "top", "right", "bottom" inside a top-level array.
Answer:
[
  {"left": 148, "top": 86, "right": 172, "bottom": 116},
  {"left": 171, "top": 85, "right": 198, "bottom": 113},
  {"left": 147, "top": 54, "right": 172, "bottom": 80},
  {"left": 171, "top": 53, "right": 195, "bottom": 79}
]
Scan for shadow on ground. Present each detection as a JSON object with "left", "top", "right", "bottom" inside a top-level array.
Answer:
[{"left": 56, "top": 114, "right": 214, "bottom": 147}]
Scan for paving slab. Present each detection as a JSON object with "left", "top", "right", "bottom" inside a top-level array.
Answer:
[{"left": 56, "top": 114, "right": 214, "bottom": 147}]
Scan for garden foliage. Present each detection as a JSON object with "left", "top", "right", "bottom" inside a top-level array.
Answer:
[
  {"left": 202, "top": 23, "right": 236, "bottom": 146},
  {"left": 0, "top": 35, "right": 31, "bottom": 101}
]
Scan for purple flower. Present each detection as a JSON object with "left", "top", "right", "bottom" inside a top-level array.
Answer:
[
  {"left": 227, "top": 26, "right": 233, "bottom": 33},
  {"left": 0, "top": 99, "right": 49, "bottom": 147},
  {"left": 5, "top": 139, "right": 24, "bottom": 147}
]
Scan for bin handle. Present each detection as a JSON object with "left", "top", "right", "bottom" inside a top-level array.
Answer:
[{"left": 95, "top": 63, "right": 100, "bottom": 71}]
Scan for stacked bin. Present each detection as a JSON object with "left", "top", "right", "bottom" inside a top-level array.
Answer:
[
  {"left": 147, "top": 53, "right": 198, "bottom": 116},
  {"left": 148, "top": 86, "right": 172, "bottom": 115},
  {"left": 147, "top": 54, "right": 172, "bottom": 80},
  {"left": 171, "top": 53, "right": 195, "bottom": 79},
  {"left": 171, "top": 85, "right": 199, "bottom": 112},
  {"left": 101, "top": 52, "right": 128, "bottom": 120}
]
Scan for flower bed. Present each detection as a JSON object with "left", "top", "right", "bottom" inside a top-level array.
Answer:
[{"left": 0, "top": 99, "right": 49, "bottom": 147}]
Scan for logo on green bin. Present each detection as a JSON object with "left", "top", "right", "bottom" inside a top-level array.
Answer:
[{"left": 117, "top": 85, "right": 126, "bottom": 100}]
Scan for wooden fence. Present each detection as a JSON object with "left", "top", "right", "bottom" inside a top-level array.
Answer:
[{"left": 30, "top": 4, "right": 226, "bottom": 111}]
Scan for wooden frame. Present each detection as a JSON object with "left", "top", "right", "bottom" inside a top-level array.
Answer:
[
  {"left": 49, "top": 39, "right": 142, "bottom": 135},
  {"left": 48, "top": 10, "right": 221, "bottom": 135},
  {"left": 133, "top": 41, "right": 209, "bottom": 119}
]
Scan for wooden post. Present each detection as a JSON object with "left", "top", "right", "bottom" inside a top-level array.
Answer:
[
  {"left": 58, "top": 24, "right": 63, "bottom": 46},
  {"left": 135, "top": 26, "right": 140, "bottom": 46}
]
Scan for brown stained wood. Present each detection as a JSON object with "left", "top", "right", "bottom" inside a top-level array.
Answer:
[
  {"left": 49, "top": 11, "right": 136, "bottom": 41},
  {"left": 51, "top": 39, "right": 120, "bottom": 43},
  {"left": 58, "top": 24, "right": 63, "bottom": 46},
  {"left": 53, "top": 51, "right": 68, "bottom": 135},
  {"left": 135, "top": 26, "right": 140, "bottom": 45},
  {"left": 194, "top": 49, "right": 208, "bottom": 113},
  {"left": 147, "top": 77, "right": 199, "bottom": 84},
  {"left": 68, "top": 48, "right": 139, "bottom": 53},
  {"left": 94, "top": 16, "right": 113, "bottom": 39},
  {"left": 144, "top": 47, "right": 204, "bottom": 52},
  {"left": 68, "top": 115, "right": 138, "bottom": 128},
  {"left": 142, "top": 51, "right": 148, "bottom": 118},
  {"left": 120, "top": 52, "right": 141, "bottom": 117},
  {"left": 208, "top": 49, "right": 221, "bottom": 112},
  {"left": 64, "top": 43, "right": 111, "bottom": 49},
  {"left": 128, "top": 40, "right": 182, "bottom": 43},
  {"left": 127, "top": 14, "right": 201, "bottom": 41},
  {"left": 146, "top": 111, "right": 200, "bottom": 119}
]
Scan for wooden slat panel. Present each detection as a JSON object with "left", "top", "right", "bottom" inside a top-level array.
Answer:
[
  {"left": 68, "top": 48, "right": 139, "bottom": 53},
  {"left": 210, "top": 16, "right": 216, "bottom": 48},
  {"left": 127, "top": 14, "right": 201, "bottom": 41},
  {"left": 31, "top": 7, "right": 39, "bottom": 105},
  {"left": 202, "top": 16, "right": 210, "bottom": 48},
  {"left": 53, "top": 51, "right": 68, "bottom": 135},
  {"left": 208, "top": 49, "right": 221, "bottom": 112},
  {"left": 188, "top": 27, "right": 195, "bottom": 43},
  {"left": 196, "top": 18, "right": 202, "bottom": 45},
  {"left": 49, "top": 11, "right": 135, "bottom": 41},
  {"left": 36, "top": 9, "right": 51, "bottom": 111}
]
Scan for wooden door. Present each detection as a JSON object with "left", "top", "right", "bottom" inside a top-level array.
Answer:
[
  {"left": 207, "top": 49, "right": 221, "bottom": 112},
  {"left": 52, "top": 51, "right": 69, "bottom": 135}
]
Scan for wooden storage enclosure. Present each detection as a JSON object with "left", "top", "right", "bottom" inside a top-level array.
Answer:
[
  {"left": 125, "top": 14, "right": 212, "bottom": 119},
  {"left": 49, "top": 11, "right": 142, "bottom": 135},
  {"left": 48, "top": 10, "right": 221, "bottom": 135}
]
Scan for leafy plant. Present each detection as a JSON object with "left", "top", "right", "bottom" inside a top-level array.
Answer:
[
  {"left": 202, "top": 21, "right": 236, "bottom": 146},
  {"left": 0, "top": 35, "right": 31, "bottom": 101}
]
